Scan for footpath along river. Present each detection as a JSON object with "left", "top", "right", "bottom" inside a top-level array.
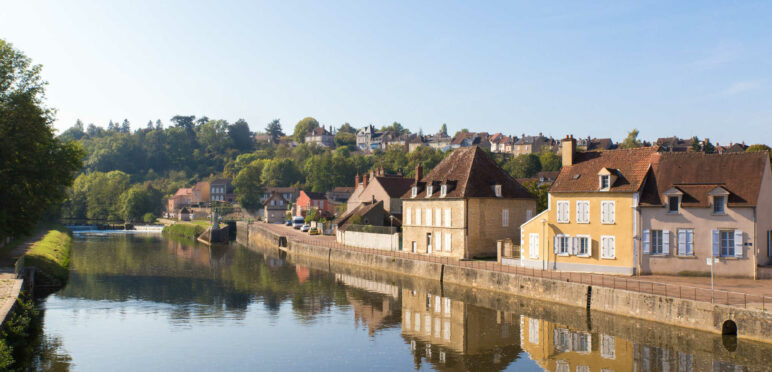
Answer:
[{"left": 20, "top": 232, "right": 772, "bottom": 371}]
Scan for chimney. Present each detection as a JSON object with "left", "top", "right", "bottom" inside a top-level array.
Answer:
[
  {"left": 363, "top": 174, "right": 369, "bottom": 189},
  {"left": 355, "top": 173, "right": 360, "bottom": 187},
  {"left": 415, "top": 164, "right": 423, "bottom": 183},
  {"left": 562, "top": 134, "right": 577, "bottom": 166}
]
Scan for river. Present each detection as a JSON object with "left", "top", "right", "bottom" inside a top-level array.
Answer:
[{"left": 21, "top": 233, "right": 772, "bottom": 371}]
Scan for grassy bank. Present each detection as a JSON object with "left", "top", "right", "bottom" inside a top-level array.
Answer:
[
  {"left": 0, "top": 295, "right": 39, "bottom": 370},
  {"left": 162, "top": 222, "right": 208, "bottom": 239},
  {"left": 18, "top": 228, "right": 72, "bottom": 287}
]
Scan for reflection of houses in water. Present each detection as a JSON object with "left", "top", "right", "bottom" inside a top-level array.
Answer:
[
  {"left": 401, "top": 289, "right": 522, "bottom": 370},
  {"left": 335, "top": 273, "right": 401, "bottom": 336},
  {"left": 165, "top": 239, "right": 234, "bottom": 269},
  {"left": 520, "top": 315, "right": 749, "bottom": 372},
  {"left": 296, "top": 265, "right": 310, "bottom": 284}
]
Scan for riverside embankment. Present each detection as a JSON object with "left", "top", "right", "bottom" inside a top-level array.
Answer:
[{"left": 238, "top": 221, "right": 772, "bottom": 344}]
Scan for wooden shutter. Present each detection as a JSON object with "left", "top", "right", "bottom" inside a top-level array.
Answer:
[
  {"left": 572, "top": 237, "right": 579, "bottom": 255},
  {"left": 734, "top": 230, "right": 743, "bottom": 257},
  {"left": 406, "top": 208, "right": 411, "bottom": 225},
  {"left": 712, "top": 230, "right": 720, "bottom": 257},
  {"left": 662, "top": 230, "right": 670, "bottom": 255},
  {"left": 444, "top": 209, "right": 451, "bottom": 227},
  {"left": 642, "top": 229, "right": 650, "bottom": 254},
  {"left": 553, "top": 236, "right": 559, "bottom": 254},
  {"left": 609, "top": 202, "right": 615, "bottom": 223},
  {"left": 687, "top": 230, "right": 694, "bottom": 255},
  {"left": 584, "top": 202, "right": 590, "bottom": 223},
  {"left": 677, "top": 229, "right": 686, "bottom": 256},
  {"left": 608, "top": 236, "right": 615, "bottom": 258},
  {"left": 445, "top": 233, "right": 451, "bottom": 252}
]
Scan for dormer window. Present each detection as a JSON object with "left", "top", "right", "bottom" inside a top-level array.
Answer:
[
  {"left": 440, "top": 184, "right": 447, "bottom": 198},
  {"left": 426, "top": 186, "right": 433, "bottom": 198},
  {"left": 599, "top": 175, "right": 610, "bottom": 190},
  {"left": 411, "top": 186, "right": 418, "bottom": 198},
  {"left": 668, "top": 196, "right": 680, "bottom": 213},
  {"left": 494, "top": 184, "right": 502, "bottom": 198},
  {"left": 714, "top": 195, "right": 726, "bottom": 214}
]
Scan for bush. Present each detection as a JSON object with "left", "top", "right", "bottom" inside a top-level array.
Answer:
[
  {"left": 142, "top": 213, "right": 156, "bottom": 224},
  {"left": 20, "top": 228, "right": 72, "bottom": 287},
  {"left": 162, "top": 223, "right": 206, "bottom": 239}
]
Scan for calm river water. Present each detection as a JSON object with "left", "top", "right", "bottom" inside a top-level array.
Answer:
[{"left": 21, "top": 233, "right": 772, "bottom": 371}]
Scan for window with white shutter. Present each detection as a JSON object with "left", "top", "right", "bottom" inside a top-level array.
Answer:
[
  {"left": 435, "top": 232, "right": 442, "bottom": 252},
  {"left": 416, "top": 209, "right": 421, "bottom": 226},
  {"left": 406, "top": 207, "right": 412, "bottom": 225},
  {"left": 576, "top": 201, "right": 590, "bottom": 223},
  {"left": 601, "top": 235, "right": 615, "bottom": 259},
  {"left": 425, "top": 209, "right": 432, "bottom": 226},
  {"left": 435, "top": 208, "right": 441, "bottom": 227},
  {"left": 556, "top": 201, "right": 570, "bottom": 223},
  {"left": 444, "top": 233, "right": 451, "bottom": 252},
  {"left": 444, "top": 208, "right": 451, "bottom": 227},
  {"left": 601, "top": 201, "right": 615, "bottom": 224},
  {"left": 529, "top": 233, "right": 539, "bottom": 259}
]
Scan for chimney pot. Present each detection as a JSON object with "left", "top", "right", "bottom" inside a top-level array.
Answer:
[{"left": 415, "top": 164, "right": 423, "bottom": 183}]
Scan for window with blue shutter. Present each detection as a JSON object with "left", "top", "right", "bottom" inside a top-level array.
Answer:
[
  {"left": 677, "top": 229, "right": 686, "bottom": 256},
  {"left": 642, "top": 229, "right": 650, "bottom": 254},
  {"left": 712, "top": 230, "right": 720, "bottom": 257},
  {"left": 662, "top": 230, "right": 670, "bottom": 255},
  {"left": 734, "top": 230, "right": 743, "bottom": 258}
]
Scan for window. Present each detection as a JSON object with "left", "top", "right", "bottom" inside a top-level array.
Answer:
[
  {"left": 600, "top": 175, "right": 610, "bottom": 190},
  {"left": 601, "top": 236, "right": 615, "bottom": 259},
  {"left": 444, "top": 233, "right": 451, "bottom": 252},
  {"left": 444, "top": 209, "right": 451, "bottom": 227},
  {"left": 502, "top": 209, "right": 509, "bottom": 227},
  {"left": 576, "top": 201, "right": 590, "bottom": 223},
  {"left": 440, "top": 184, "right": 447, "bottom": 198},
  {"left": 443, "top": 297, "right": 451, "bottom": 315},
  {"left": 528, "top": 318, "right": 539, "bottom": 344},
  {"left": 720, "top": 230, "right": 735, "bottom": 257},
  {"left": 426, "top": 233, "right": 432, "bottom": 253},
  {"left": 435, "top": 209, "right": 441, "bottom": 227},
  {"left": 425, "top": 208, "right": 432, "bottom": 226},
  {"left": 529, "top": 233, "right": 539, "bottom": 259},
  {"left": 714, "top": 196, "right": 726, "bottom": 214},
  {"left": 555, "top": 235, "right": 571, "bottom": 255},
  {"left": 573, "top": 333, "right": 591, "bottom": 353},
  {"left": 668, "top": 196, "right": 680, "bottom": 213},
  {"left": 651, "top": 230, "right": 663, "bottom": 254},
  {"left": 426, "top": 186, "right": 433, "bottom": 198},
  {"left": 600, "top": 334, "right": 616, "bottom": 360},
  {"left": 526, "top": 209, "right": 533, "bottom": 219},
  {"left": 411, "top": 186, "right": 418, "bottom": 198},
  {"left": 553, "top": 329, "right": 571, "bottom": 352},
  {"left": 435, "top": 296, "right": 441, "bottom": 313},
  {"left": 677, "top": 229, "right": 694, "bottom": 256},
  {"left": 556, "top": 201, "right": 570, "bottom": 223},
  {"left": 494, "top": 184, "right": 502, "bottom": 197},
  {"left": 443, "top": 320, "right": 451, "bottom": 340},
  {"left": 435, "top": 231, "right": 442, "bottom": 252},
  {"left": 405, "top": 207, "right": 412, "bottom": 225},
  {"left": 601, "top": 201, "right": 615, "bottom": 224},
  {"left": 574, "top": 236, "right": 590, "bottom": 257},
  {"left": 416, "top": 209, "right": 421, "bottom": 226}
]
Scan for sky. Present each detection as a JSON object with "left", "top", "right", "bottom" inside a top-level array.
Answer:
[{"left": 1, "top": 1, "right": 771, "bottom": 145}]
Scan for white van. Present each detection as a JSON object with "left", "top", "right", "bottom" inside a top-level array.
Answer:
[{"left": 292, "top": 217, "right": 305, "bottom": 229}]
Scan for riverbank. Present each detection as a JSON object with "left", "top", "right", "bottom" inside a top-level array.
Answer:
[
  {"left": 239, "top": 221, "right": 772, "bottom": 344},
  {"left": 16, "top": 227, "right": 72, "bottom": 287}
]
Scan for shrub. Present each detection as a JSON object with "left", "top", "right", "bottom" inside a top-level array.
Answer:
[
  {"left": 142, "top": 213, "right": 156, "bottom": 224},
  {"left": 162, "top": 223, "right": 206, "bottom": 239}
]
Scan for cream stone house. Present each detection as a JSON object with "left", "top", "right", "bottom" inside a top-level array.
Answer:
[
  {"left": 638, "top": 151, "right": 772, "bottom": 278},
  {"left": 401, "top": 146, "right": 536, "bottom": 259},
  {"left": 346, "top": 168, "right": 414, "bottom": 217}
]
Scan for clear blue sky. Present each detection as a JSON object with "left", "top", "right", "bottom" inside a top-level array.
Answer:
[{"left": 2, "top": 1, "right": 771, "bottom": 145}]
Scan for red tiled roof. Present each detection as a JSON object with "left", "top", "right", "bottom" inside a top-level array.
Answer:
[
  {"left": 640, "top": 151, "right": 768, "bottom": 207},
  {"left": 550, "top": 147, "right": 659, "bottom": 193},
  {"left": 174, "top": 188, "right": 193, "bottom": 197},
  {"left": 374, "top": 176, "right": 414, "bottom": 198},
  {"left": 403, "top": 146, "right": 534, "bottom": 199}
]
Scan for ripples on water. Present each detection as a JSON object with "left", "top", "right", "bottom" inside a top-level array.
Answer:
[{"left": 21, "top": 234, "right": 771, "bottom": 371}]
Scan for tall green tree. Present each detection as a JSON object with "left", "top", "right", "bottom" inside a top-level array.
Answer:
[
  {"left": 233, "top": 160, "right": 267, "bottom": 211},
  {"left": 0, "top": 39, "right": 84, "bottom": 238},
  {"left": 381, "top": 121, "right": 409, "bottom": 135},
  {"left": 293, "top": 117, "right": 319, "bottom": 143},
  {"left": 261, "top": 158, "right": 303, "bottom": 187},
  {"left": 539, "top": 151, "right": 561, "bottom": 171},
  {"left": 229, "top": 119, "right": 253, "bottom": 152},
  {"left": 690, "top": 136, "right": 701, "bottom": 152},
  {"left": 503, "top": 154, "right": 541, "bottom": 178},
  {"left": 265, "top": 119, "right": 284, "bottom": 143},
  {"left": 440, "top": 123, "right": 448, "bottom": 136},
  {"left": 620, "top": 129, "right": 642, "bottom": 149},
  {"left": 702, "top": 138, "right": 716, "bottom": 154}
]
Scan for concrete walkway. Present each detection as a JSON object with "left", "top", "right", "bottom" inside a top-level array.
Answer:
[{"left": 257, "top": 222, "right": 772, "bottom": 307}]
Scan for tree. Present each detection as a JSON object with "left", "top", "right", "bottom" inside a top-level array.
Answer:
[
  {"left": 539, "top": 151, "right": 561, "bottom": 171},
  {"left": 171, "top": 115, "right": 196, "bottom": 131},
  {"left": 293, "top": 117, "right": 319, "bottom": 143},
  {"left": 334, "top": 131, "right": 356, "bottom": 150},
  {"left": 522, "top": 180, "right": 549, "bottom": 213},
  {"left": 120, "top": 119, "right": 131, "bottom": 133},
  {"left": 702, "top": 138, "right": 715, "bottom": 154},
  {"left": 59, "top": 119, "right": 87, "bottom": 142},
  {"left": 117, "top": 184, "right": 161, "bottom": 222},
  {"left": 265, "top": 119, "right": 284, "bottom": 143},
  {"left": 261, "top": 158, "right": 303, "bottom": 187},
  {"left": 381, "top": 121, "right": 409, "bottom": 135},
  {"left": 338, "top": 123, "right": 356, "bottom": 134},
  {"left": 620, "top": 129, "right": 642, "bottom": 149},
  {"left": 0, "top": 39, "right": 85, "bottom": 239},
  {"left": 503, "top": 154, "right": 541, "bottom": 178},
  {"left": 746, "top": 144, "right": 772, "bottom": 164},
  {"left": 229, "top": 119, "right": 253, "bottom": 152},
  {"left": 690, "top": 137, "right": 701, "bottom": 152},
  {"left": 233, "top": 160, "right": 267, "bottom": 211},
  {"left": 304, "top": 208, "right": 321, "bottom": 223},
  {"left": 440, "top": 123, "right": 448, "bottom": 136}
]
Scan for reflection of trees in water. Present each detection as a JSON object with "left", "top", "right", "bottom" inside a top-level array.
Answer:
[{"left": 26, "top": 335, "right": 72, "bottom": 372}]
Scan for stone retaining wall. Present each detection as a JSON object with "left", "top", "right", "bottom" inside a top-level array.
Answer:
[{"left": 240, "top": 222, "right": 772, "bottom": 344}]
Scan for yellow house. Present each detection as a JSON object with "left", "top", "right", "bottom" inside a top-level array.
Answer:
[
  {"left": 520, "top": 136, "right": 658, "bottom": 275},
  {"left": 402, "top": 146, "right": 536, "bottom": 259}
]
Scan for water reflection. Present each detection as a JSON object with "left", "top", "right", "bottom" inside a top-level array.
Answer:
[{"left": 24, "top": 234, "right": 772, "bottom": 371}]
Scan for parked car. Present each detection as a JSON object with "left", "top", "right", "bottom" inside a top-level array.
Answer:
[
  {"left": 308, "top": 227, "right": 319, "bottom": 235},
  {"left": 285, "top": 220, "right": 292, "bottom": 226},
  {"left": 300, "top": 224, "right": 310, "bottom": 232},
  {"left": 292, "top": 217, "right": 305, "bottom": 229}
]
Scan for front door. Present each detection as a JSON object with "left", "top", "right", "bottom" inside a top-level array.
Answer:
[
  {"left": 412, "top": 241, "right": 416, "bottom": 253},
  {"left": 426, "top": 233, "right": 432, "bottom": 254}
]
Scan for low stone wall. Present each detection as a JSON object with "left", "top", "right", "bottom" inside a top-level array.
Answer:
[
  {"left": 339, "top": 230, "right": 400, "bottom": 251},
  {"left": 243, "top": 223, "right": 772, "bottom": 344}
]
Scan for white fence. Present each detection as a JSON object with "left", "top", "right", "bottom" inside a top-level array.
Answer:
[{"left": 337, "top": 230, "right": 400, "bottom": 251}]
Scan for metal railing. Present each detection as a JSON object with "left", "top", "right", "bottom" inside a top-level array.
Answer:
[{"left": 261, "top": 224, "right": 772, "bottom": 312}]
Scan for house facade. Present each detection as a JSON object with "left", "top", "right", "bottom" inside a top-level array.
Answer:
[
  {"left": 638, "top": 151, "right": 772, "bottom": 278},
  {"left": 191, "top": 181, "right": 210, "bottom": 206},
  {"left": 512, "top": 133, "right": 553, "bottom": 156},
  {"left": 305, "top": 126, "right": 334, "bottom": 147},
  {"left": 520, "top": 137, "right": 658, "bottom": 275},
  {"left": 167, "top": 188, "right": 193, "bottom": 212},
  {"left": 296, "top": 190, "right": 333, "bottom": 217},
  {"left": 263, "top": 191, "right": 289, "bottom": 223},
  {"left": 402, "top": 146, "right": 536, "bottom": 259},
  {"left": 346, "top": 168, "right": 414, "bottom": 216},
  {"left": 210, "top": 178, "right": 235, "bottom": 203},
  {"left": 261, "top": 187, "right": 300, "bottom": 204}
]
